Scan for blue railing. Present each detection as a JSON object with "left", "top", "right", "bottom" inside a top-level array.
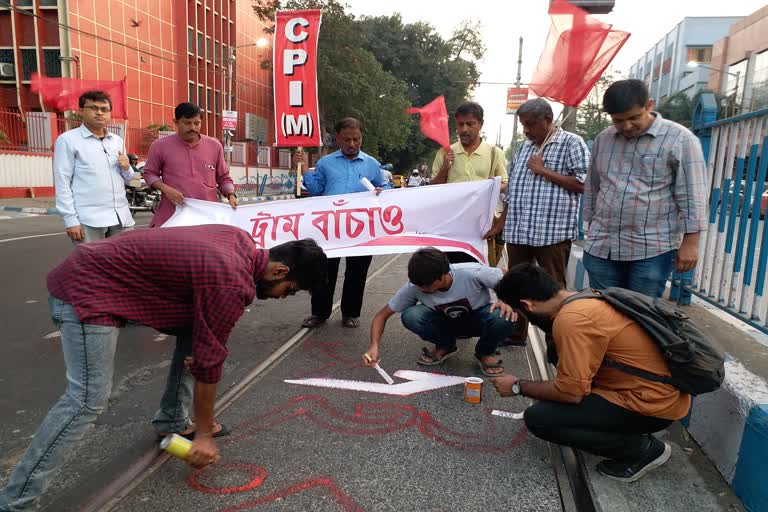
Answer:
[{"left": 671, "top": 94, "right": 768, "bottom": 334}]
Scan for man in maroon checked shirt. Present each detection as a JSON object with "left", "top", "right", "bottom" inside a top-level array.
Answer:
[{"left": 0, "top": 225, "right": 327, "bottom": 512}]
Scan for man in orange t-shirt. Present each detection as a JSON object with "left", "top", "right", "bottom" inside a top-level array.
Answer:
[{"left": 491, "top": 263, "right": 691, "bottom": 483}]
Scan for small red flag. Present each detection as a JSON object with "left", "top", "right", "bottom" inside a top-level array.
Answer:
[
  {"left": 31, "top": 74, "right": 129, "bottom": 119},
  {"left": 406, "top": 96, "right": 450, "bottom": 149},
  {"left": 529, "top": 0, "right": 630, "bottom": 107}
]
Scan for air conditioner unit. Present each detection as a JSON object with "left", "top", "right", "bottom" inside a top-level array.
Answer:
[{"left": 0, "top": 62, "right": 14, "bottom": 78}]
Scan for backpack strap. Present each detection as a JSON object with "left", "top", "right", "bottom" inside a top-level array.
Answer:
[{"left": 602, "top": 358, "right": 672, "bottom": 385}]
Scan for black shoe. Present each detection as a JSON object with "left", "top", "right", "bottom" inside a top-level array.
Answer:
[
  {"left": 596, "top": 437, "right": 671, "bottom": 483},
  {"left": 497, "top": 336, "right": 527, "bottom": 347}
]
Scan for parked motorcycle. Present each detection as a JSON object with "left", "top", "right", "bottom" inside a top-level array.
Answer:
[{"left": 125, "top": 164, "right": 160, "bottom": 217}]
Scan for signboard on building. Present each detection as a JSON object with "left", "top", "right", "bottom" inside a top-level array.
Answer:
[
  {"left": 273, "top": 9, "right": 322, "bottom": 147},
  {"left": 245, "top": 113, "right": 268, "bottom": 142},
  {"left": 222, "top": 110, "right": 238, "bottom": 130},
  {"left": 506, "top": 88, "right": 528, "bottom": 114}
]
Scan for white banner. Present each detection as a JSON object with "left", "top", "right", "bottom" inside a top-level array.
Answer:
[{"left": 163, "top": 178, "right": 501, "bottom": 263}]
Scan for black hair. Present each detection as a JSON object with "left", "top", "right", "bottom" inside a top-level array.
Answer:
[
  {"left": 602, "top": 79, "right": 650, "bottom": 115},
  {"left": 334, "top": 117, "right": 363, "bottom": 133},
  {"left": 494, "top": 263, "right": 561, "bottom": 309},
  {"left": 79, "top": 90, "right": 112, "bottom": 109},
  {"left": 455, "top": 101, "right": 484, "bottom": 122},
  {"left": 268, "top": 239, "right": 328, "bottom": 293},
  {"left": 174, "top": 102, "right": 203, "bottom": 120},
  {"left": 407, "top": 247, "right": 450, "bottom": 287}
]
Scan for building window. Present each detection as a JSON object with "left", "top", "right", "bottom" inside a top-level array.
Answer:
[
  {"left": 16, "top": 0, "right": 33, "bottom": 7},
  {"left": 215, "top": 90, "right": 220, "bottom": 113},
  {"left": 686, "top": 47, "right": 712, "bottom": 65},
  {"left": 214, "top": 40, "right": 220, "bottom": 65},
  {"left": 728, "top": 59, "right": 748, "bottom": 104},
  {"left": 40, "top": 0, "right": 58, "bottom": 6},
  {"left": 197, "top": 32, "right": 204, "bottom": 58},
  {"left": 187, "top": 28, "right": 194, "bottom": 54},
  {"left": 198, "top": 84, "right": 204, "bottom": 109},
  {"left": 43, "top": 49, "right": 61, "bottom": 78},
  {"left": 222, "top": 44, "right": 228, "bottom": 66},
  {"left": 20, "top": 48, "right": 37, "bottom": 80},
  {"left": 751, "top": 51, "right": 768, "bottom": 111},
  {"left": 662, "top": 58, "right": 672, "bottom": 76},
  {"left": 207, "top": 88, "right": 212, "bottom": 112},
  {"left": 188, "top": 82, "right": 195, "bottom": 102},
  {"left": 206, "top": 37, "right": 212, "bottom": 62},
  {"left": 0, "top": 49, "right": 14, "bottom": 79}
]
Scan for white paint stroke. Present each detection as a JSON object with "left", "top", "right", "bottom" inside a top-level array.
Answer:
[
  {"left": 25, "top": 300, "right": 38, "bottom": 304},
  {"left": 285, "top": 369, "right": 466, "bottom": 396},
  {"left": 491, "top": 409, "right": 525, "bottom": 420},
  {"left": 43, "top": 331, "right": 61, "bottom": 339}
]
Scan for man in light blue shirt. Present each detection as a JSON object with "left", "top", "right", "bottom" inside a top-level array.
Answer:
[
  {"left": 363, "top": 248, "right": 528, "bottom": 376},
  {"left": 300, "top": 117, "right": 391, "bottom": 329},
  {"left": 54, "top": 90, "right": 135, "bottom": 244}
]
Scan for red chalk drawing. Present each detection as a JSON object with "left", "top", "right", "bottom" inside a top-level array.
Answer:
[
  {"left": 224, "top": 395, "right": 527, "bottom": 453},
  {"left": 188, "top": 464, "right": 364, "bottom": 512}
]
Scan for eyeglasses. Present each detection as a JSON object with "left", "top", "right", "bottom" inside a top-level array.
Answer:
[{"left": 81, "top": 105, "right": 112, "bottom": 113}]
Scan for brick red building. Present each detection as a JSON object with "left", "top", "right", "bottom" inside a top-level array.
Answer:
[{"left": 0, "top": 0, "right": 274, "bottom": 148}]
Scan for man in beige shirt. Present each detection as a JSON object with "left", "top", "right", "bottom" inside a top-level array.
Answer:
[
  {"left": 432, "top": 101, "right": 507, "bottom": 264},
  {"left": 491, "top": 263, "right": 690, "bottom": 483}
]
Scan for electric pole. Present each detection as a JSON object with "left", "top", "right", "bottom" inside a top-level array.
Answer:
[{"left": 510, "top": 36, "right": 523, "bottom": 149}]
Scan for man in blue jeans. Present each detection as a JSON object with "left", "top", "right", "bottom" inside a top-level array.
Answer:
[
  {"left": 583, "top": 79, "right": 707, "bottom": 297},
  {"left": 363, "top": 247, "right": 526, "bottom": 376},
  {"left": 0, "top": 226, "right": 328, "bottom": 512}
]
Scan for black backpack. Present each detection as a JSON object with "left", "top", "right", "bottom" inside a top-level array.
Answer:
[{"left": 563, "top": 288, "right": 726, "bottom": 396}]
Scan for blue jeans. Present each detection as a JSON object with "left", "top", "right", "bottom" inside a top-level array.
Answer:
[
  {"left": 0, "top": 298, "right": 191, "bottom": 511},
  {"left": 400, "top": 304, "right": 519, "bottom": 357},
  {"left": 583, "top": 250, "right": 676, "bottom": 298}
]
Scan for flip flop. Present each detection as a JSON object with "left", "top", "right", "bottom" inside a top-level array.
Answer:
[
  {"left": 341, "top": 317, "right": 360, "bottom": 328},
  {"left": 417, "top": 346, "right": 458, "bottom": 366},
  {"left": 156, "top": 422, "right": 231, "bottom": 441},
  {"left": 475, "top": 354, "right": 504, "bottom": 377}
]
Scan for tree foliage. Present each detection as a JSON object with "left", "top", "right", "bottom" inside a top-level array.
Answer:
[
  {"left": 253, "top": 1, "right": 484, "bottom": 166},
  {"left": 573, "top": 70, "right": 619, "bottom": 142},
  {"left": 657, "top": 91, "right": 695, "bottom": 128}
]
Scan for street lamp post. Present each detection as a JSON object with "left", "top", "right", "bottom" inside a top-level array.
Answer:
[
  {"left": 688, "top": 61, "right": 741, "bottom": 115},
  {"left": 225, "top": 37, "right": 269, "bottom": 162}
]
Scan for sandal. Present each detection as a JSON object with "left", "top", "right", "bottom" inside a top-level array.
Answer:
[
  {"left": 475, "top": 354, "right": 504, "bottom": 376},
  {"left": 156, "top": 422, "right": 231, "bottom": 441},
  {"left": 417, "top": 346, "right": 459, "bottom": 366},
  {"left": 302, "top": 315, "right": 327, "bottom": 328},
  {"left": 341, "top": 317, "right": 360, "bottom": 328}
]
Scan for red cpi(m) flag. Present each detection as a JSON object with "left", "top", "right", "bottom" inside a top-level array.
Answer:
[
  {"left": 31, "top": 74, "right": 129, "bottom": 119},
  {"left": 529, "top": 0, "right": 630, "bottom": 107},
  {"left": 273, "top": 10, "right": 322, "bottom": 147},
  {"left": 406, "top": 96, "right": 450, "bottom": 149}
]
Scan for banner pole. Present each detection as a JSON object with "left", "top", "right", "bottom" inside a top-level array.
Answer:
[{"left": 296, "top": 146, "right": 304, "bottom": 198}]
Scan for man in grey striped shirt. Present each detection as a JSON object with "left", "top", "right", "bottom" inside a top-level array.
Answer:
[{"left": 583, "top": 79, "right": 707, "bottom": 297}]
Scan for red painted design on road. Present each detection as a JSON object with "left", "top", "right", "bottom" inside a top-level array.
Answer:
[
  {"left": 188, "top": 463, "right": 267, "bottom": 495},
  {"left": 224, "top": 395, "right": 527, "bottom": 453}
]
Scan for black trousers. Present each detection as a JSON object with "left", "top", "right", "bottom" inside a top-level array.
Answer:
[
  {"left": 311, "top": 256, "right": 373, "bottom": 319},
  {"left": 446, "top": 251, "right": 479, "bottom": 264},
  {"left": 524, "top": 394, "right": 673, "bottom": 460}
]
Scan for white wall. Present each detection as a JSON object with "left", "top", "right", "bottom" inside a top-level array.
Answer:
[{"left": 0, "top": 153, "right": 53, "bottom": 187}]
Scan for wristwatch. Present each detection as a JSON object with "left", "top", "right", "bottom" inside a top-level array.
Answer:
[{"left": 512, "top": 382, "right": 522, "bottom": 396}]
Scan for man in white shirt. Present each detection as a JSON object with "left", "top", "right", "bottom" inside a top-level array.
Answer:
[
  {"left": 363, "top": 248, "right": 527, "bottom": 376},
  {"left": 406, "top": 170, "right": 424, "bottom": 187},
  {"left": 54, "top": 90, "right": 135, "bottom": 243}
]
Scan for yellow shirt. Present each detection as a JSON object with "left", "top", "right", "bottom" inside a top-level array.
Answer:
[
  {"left": 431, "top": 141, "right": 508, "bottom": 183},
  {"left": 552, "top": 299, "right": 691, "bottom": 420}
]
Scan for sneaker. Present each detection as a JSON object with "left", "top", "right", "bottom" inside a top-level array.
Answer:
[{"left": 596, "top": 437, "right": 672, "bottom": 483}]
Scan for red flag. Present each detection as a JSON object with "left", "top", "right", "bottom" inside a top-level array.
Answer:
[
  {"left": 31, "top": 74, "right": 129, "bottom": 119},
  {"left": 406, "top": 96, "right": 450, "bottom": 149},
  {"left": 529, "top": 0, "right": 630, "bottom": 107}
]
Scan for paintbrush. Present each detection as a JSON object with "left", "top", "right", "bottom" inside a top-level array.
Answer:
[{"left": 363, "top": 353, "right": 395, "bottom": 385}]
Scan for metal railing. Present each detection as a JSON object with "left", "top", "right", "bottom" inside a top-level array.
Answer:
[{"left": 677, "top": 101, "right": 768, "bottom": 334}]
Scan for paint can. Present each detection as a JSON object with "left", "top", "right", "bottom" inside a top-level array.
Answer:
[
  {"left": 160, "top": 433, "right": 192, "bottom": 460},
  {"left": 464, "top": 377, "right": 483, "bottom": 404}
]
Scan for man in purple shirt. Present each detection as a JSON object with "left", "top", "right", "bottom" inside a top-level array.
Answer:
[{"left": 144, "top": 102, "right": 238, "bottom": 227}]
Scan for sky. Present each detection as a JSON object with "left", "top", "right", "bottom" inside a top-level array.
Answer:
[{"left": 342, "top": 0, "right": 768, "bottom": 147}]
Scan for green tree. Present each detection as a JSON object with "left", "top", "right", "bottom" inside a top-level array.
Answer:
[
  {"left": 357, "top": 14, "right": 485, "bottom": 169},
  {"left": 574, "top": 70, "right": 619, "bottom": 142},
  {"left": 657, "top": 91, "right": 695, "bottom": 128},
  {"left": 253, "top": 0, "right": 410, "bottom": 159}
]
